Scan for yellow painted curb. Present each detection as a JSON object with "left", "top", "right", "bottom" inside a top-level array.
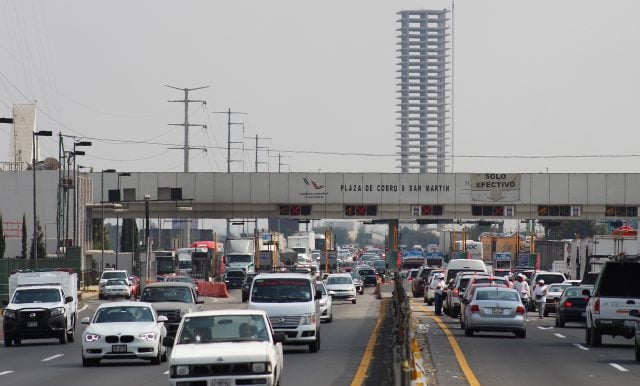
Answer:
[{"left": 350, "top": 299, "right": 388, "bottom": 386}]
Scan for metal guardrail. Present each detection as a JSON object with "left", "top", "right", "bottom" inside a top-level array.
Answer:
[{"left": 391, "top": 273, "right": 412, "bottom": 386}]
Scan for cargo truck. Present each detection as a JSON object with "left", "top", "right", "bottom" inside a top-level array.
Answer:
[
  {"left": 2, "top": 271, "right": 78, "bottom": 346},
  {"left": 224, "top": 237, "right": 256, "bottom": 272}
]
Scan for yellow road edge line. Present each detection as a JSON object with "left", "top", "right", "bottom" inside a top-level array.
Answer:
[
  {"left": 350, "top": 299, "right": 388, "bottom": 386},
  {"left": 415, "top": 302, "right": 481, "bottom": 386}
]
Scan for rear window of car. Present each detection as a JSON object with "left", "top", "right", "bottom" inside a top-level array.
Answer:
[
  {"left": 419, "top": 268, "right": 433, "bottom": 279},
  {"left": 564, "top": 287, "right": 591, "bottom": 297},
  {"left": 447, "top": 269, "right": 484, "bottom": 283},
  {"left": 359, "top": 269, "right": 375, "bottom": 276},
  {"left": 535, "top": 274, "right": 565, "bottom": 285},
  {"left": 458, "top": 278, "right": 471, "bottom": 291},
  {"left": 475, "top": 289, "right": 519, "bottom": 302},
  {"left": 596, "top": 262, "right": 640, "bottom": 297},
  {"left": 409, "top": 270, "right": 419, "bottom": 278}
]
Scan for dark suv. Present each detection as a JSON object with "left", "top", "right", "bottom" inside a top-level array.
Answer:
[
  {"left": 411, "top": 266, "right": 434, "bottom": 298},
  {"left": 585, "top": 256, "right": 640, "bottom": 347}
]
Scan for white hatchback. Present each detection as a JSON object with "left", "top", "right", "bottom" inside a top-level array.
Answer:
[{"left": 325, "top": 273, "right": 357, "bottom": 304}]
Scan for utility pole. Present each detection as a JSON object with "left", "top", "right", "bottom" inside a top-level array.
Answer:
[
  {"left": 246, "top": 134, "right": 270, "bottom": 235},
  {"left": 212, "top": 108, "right": 246, "bottom": 237},
  {"left": 269, "top": 153, "right": 290, "bottom": 173},
  {"left": 166, "top": 85, "right": 208, "bottom": 247}
]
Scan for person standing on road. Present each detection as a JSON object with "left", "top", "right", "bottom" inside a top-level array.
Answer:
[
  {"left": 513, "top": 274, "right": 530, "bottom": 310},
  {"left": 532, "top": 279, "right": 548, "bottom": 319},
  {"left": 433, "top": 276, "right": 445, "bottom": 316}
]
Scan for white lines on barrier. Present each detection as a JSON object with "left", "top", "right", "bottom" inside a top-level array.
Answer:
[
  {"left": 609, "top": 363, "right": 629, "bottom": 372},
  {"left": 573, "top": 343, "right": 589, "bottom": 351},
  {"left": 163, "top": 371, "right": 169, "bottom": 375},
  {"left": 0, "top": 371, "right": 14, "bottom": 376},
  {"left": 553, "top": 333, "right": 566, "bottom": 339},
  {"left": 537, "top": 326, "right": 554, "bottom": 330},
  {"left": 42, "top": 354, "right": 64, "bottom": 362}
]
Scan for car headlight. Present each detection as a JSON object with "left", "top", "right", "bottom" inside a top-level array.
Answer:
[
  {"left": 50, "top": 307, "right": 65, "bottom": 317},
  {"left": 138, "top": 332, "right": 156, "bottom": 341},
  {"left": 251, "top": 362, "right": 271, "bottom": 373},
  {"left": 299, "top": 313, "right": 316, "bottom": 326},
  {"left": 3, "top": 309, "right": 16, "bottom": 318},
  {"left": 84, "top": 333, "right": 101, "bottom": 342},
  {"left": 173, "top": 365, "right": 190, "bottom": 376}
]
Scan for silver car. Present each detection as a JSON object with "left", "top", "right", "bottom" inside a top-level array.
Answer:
[
  {"left": 460, "top": 287, "right": 526, "bottom": 338},
  {"left": 316, "top": 281, "right": 334, "bottom": 323}
]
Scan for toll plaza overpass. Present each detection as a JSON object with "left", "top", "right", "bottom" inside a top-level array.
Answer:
[{"left": 88, "top": 172, "right": 640, "bottom": 222}]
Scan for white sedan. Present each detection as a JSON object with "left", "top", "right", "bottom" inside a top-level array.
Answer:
[
  {"left": 81, "top": 302, "right": 168, "bottom": 366},
  {"left": 316, "top": 281, "right": 334, "bottom": 323},
  {"left": 325, "top": 273, "right": 357, "bottom": 304},
  {"left": 165, "top": 309, "right": 284, "bottom": 386}
]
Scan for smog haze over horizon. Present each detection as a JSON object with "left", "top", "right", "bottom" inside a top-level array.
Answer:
[{"left": 1, "top": 0, "right": 639, "bottom": 176}]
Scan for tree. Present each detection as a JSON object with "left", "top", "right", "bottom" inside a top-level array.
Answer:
[
  {"left": 542, "top": 220, "right": 609, "bottom": 240},
  {"left": 120, "top": 218, "right": 139, "bottom": 254},
  {"left": 0, "top": 214, "right": 5, "bottom": 258},
  {"left": 92, "top": 218, "right": 111, "bottom": 250},
  {"left": 29, "top": 220, "right": 46, "bottom": 259},
  {"left": 21, "top": 213, "right": 27, "bottom": 259},
  {"left": 398, "top": 227, "right": 439, "bottom": 249}
]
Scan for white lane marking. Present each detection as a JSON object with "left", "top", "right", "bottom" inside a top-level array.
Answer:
[
  {"left": 0, "top": 371, "right": 14, "bottom": 376},
  {"left": 163, "top": 371, "right": 169, "bottom": 375},
  {"left": 553, "top": 333, "right": 566, "bottom": 339},
  {"left": 78, "top": 304, "right": 88, "bottom": 313},
  {"left": 42, "top": 354, "right": 64, "bottom": 362},
  {"left": 573, "top": 343, "right": 589, "bottom": 351},
  {"left": 609, "top": 363, "right": 629, "bottom": 372},
  {"left": 537, "top": 326, "right": 554, "bottom": 330}
]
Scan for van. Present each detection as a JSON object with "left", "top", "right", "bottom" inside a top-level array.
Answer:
[
  {"left": 247, "top": 272, "right": 321, "bottom": 353},
  {"left": 444, "top": 259, "right": 488, "bottom": 285}
]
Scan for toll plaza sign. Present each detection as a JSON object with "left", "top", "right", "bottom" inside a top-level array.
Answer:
[{"left": 470, "top": 173, "right": 521, "bottom": 202}]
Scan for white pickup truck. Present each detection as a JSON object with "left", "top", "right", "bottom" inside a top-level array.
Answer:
[{"left": 2, "top": 271, "right": 78, "bottom": 346}]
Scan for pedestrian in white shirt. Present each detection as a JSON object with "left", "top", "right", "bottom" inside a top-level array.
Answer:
[{"left": 532, "top": 279, "right": 548, "bottom": 319}]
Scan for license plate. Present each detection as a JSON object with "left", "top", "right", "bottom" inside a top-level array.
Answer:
[
  {"left": 492, "top": 308, "right": 503, "bottom": 315},
  {"left": 27, "top": 321, "right": 38, "bottom": 328},
  {"left": 624, "top": 320, "right": 636, "bottom": 327},
  {"left": 112, "top": 344, "right": 127, "bottom": 353},
  {"left": 212, "top": 380, "right": 231, "bottom": 386}
]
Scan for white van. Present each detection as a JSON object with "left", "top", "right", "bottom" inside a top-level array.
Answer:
[
  {"left": 248, "top": 272, "right": 321, "bottom": 353},
  {"left": 444, "top": 259, "right": 488, "bottom": 285}
]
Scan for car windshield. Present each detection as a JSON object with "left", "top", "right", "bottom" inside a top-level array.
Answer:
[
  {"left": 140, "top": 286, "right": 193, "bottom": 303},
  {"left": 227, "top": 255, "right": 252, "bottom": 263},
  {"left": 102, "top": 271, "right": 127, "bottom": 280},
  {"left": 226, "top": 271, "right": 245, "bottom": 278},
  {"left": 94, "top": 306, "right": 154, "bottom": 323},
  {"left": 373, "top": 261, "right": 385, "bottom": 267},
  {"left": 475, "top": 290, "right": 519, "bottom": 302},
  {"left": 535, "top": 274, "right": 566, "bottom": 285},
  {"left": 251, "top": 278, "right": 312, "bottom": 302},
  {"left": 350, "top": 272, "right": 362, "bottom": 280},
  {"left": 12, "top": 288, "right": 61, "bottom": 303},
  {"left": 106, "top": 279, "right": 127, "bottom": 286},
  {"left": 178, "top": 314, "right": 269, "bottom": 344},
  {"left": 327, "top": 276, "right": 352, "bottom": 285},
  {"left": 359, "top": 269, "right": 375, "bottom": 276}
]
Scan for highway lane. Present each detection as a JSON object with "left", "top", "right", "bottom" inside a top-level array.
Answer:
[
  {"left": 0, "top": 285, "right": 383, "bottom": 386},
  {"left": 413, "top": 297, "right": 640, "bottom": 386}
]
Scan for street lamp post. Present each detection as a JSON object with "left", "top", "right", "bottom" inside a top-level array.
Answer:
[
  {"left": 32, "top": 130, "right": 53, "bottom": 261},
  {"left": 101, "top": 169, "right": 116, "bottom": 271},
  {"left": 144, "top": 194, "right": 150, "bottom": 283},
  {"left": 115, "top": 172, "right": 131, "bottom": 269},
  {"left": 73, "top": 141, "right": 91, "bottom": 248}
]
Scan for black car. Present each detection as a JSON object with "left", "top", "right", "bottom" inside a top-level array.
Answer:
[
  {"left": 356, "top": 267, "right": 377, "bottom": 286},
  {"left": 241, "top": 272, "right": 257, "bottom": 302},
  {"left": 224, "top": 269, "right": 246, "bottom": 289},
  {"left": 411, "top": 266, "right": 434, "bottom": 298},
  {"left": 555, "top": 285, "right": 593, "bottom": 327}
]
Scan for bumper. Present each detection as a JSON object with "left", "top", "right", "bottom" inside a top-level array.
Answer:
[
  {"left": 274, "top": 326, "right": 318, "bottom": 344},
  {"left": 320, "top": 305, "right": 331, "bottom": 320},
  {"left": 558, "top": 308, "right": 587, "bottom": 322},
  {"left": 467, "top": 314, "right": 526, "bottom": 332},
  {"left": 331, "top": 292, "right": 356, "bottom": 300},
  {"left": 169, "top": 374, "right": 277, "bottom": 386},
  {"left": 362, "top": 277, "right": 377, "bottom": 286},
  {"left": 82, "top": 340, "right": 160, "bottom": 360},
  {"left": 3, "top": 314, "right": 66, "bottom": 338},
  {"left": 225, "top": 280, "right": 244, "bottom": 289},
  {"left": 593, "top": 318, "right": 637, "bottom": 337},
  {"left": 104, "top": 290, "right": 131, "bottom": 297}
]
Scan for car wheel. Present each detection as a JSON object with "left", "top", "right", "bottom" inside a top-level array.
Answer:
[
  {"left": 98, "top": 293, "right": 104, "bottom": 300},
  {"left": 556, "top": 315, "right": 565, "bottom": 328},
  {"left": 3, "top": 333, "right": 12, "bottom": 347},
  {"left": 352, "top": 298, "right": 357, "bottom": 304},
  {"left": 635, "top": 340, "right": 640, "bottom": 362},
  {"left": 464, "top": 326, "right": 474, "bottom": 337},
  {"left": 515, "top": 329, "right": 526, "bottom": 338},
  {"left": 327, "top": 310, "right": 333, "bottom": 323},
  {"left": 151, "top": 345, "right": 162, "bottom": 365},
  {"left": 59, "top": 327, "right": 68, "bottom": 345},
  {"left": 161, "top": 345, "right": 168, "bottom": 362},
  {"left": 308, "top": 333, "right": 320, "bottom": 353},
  {"left": 591, "top": 326, "right": 602, "bottom": 347},
  {"left": 585, "top": 327, "right": 592, "bottom": 345},
  {"left": 543, "top": 309, "right": 549, "bottom": 317},
  {"left": 241, "top": 294, "right": 248, "bottom": 302}
]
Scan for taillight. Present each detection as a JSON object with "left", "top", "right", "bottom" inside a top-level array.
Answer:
[
  {"left": 593, "top": 298, "right": 600, "bottom": 314},
  {"left": 563, "top": 301, "right": 573, "bottom": 308},
  {"left": 516, "top": 306, "right": 525, "bottom": 315},
  {"left": 470, "top": 304, "right": 480, "bottom": 313},
  {"left": 453, "top": 288, "right": 459, "bottom": 297}
]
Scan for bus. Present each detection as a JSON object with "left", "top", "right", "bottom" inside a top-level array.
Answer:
[
  {"left": 190, "top": 241, "right": 225, "bottom": 281},
  {"left": 154, "top": 250, "right": 177, "bottom": 279},
  {"left": 176, "top": 247, "right": 196, "bottom": 275}
]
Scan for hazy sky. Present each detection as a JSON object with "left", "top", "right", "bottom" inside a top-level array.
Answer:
[{"left": 1, "top": 0, "right": 639, "bottom": 175}]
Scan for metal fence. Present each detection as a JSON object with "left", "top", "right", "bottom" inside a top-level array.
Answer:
[{"left": 0, "top": 258, "right": 81, "bottom": 302}]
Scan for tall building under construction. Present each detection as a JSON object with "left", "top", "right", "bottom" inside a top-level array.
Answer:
[{"left": 396, "top": 9, "right": 451, "bottom": 173}]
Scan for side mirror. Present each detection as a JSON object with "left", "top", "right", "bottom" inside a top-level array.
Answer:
[
  {"left": 163, "top": 336, "right": 175, "bottom": 347},
  {"left": 158, "top": 315, "right": 168, "bottom": 323},
  {"left": 196, "top": 297, "right": 205, "bottom": 304},
  {"left": 273, "top": 332, "right": 286, "bottom": 344},
  {"left": 81, "top": 316, "right": 91, "bottom": 325},
  {"left": 65, "top": 296, "right": 74, "bottom": 304},
  {"left": 581, "top": 289, "right": 590, "bottom": 297},
  {"left": 630, "top": 309, "right": 640, "bottom": 318}
]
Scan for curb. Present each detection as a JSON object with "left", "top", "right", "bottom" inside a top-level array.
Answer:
[{"left": 410, "top": 334, "right": 428, "bottom": 386}]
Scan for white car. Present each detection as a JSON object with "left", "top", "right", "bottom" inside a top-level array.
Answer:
[
  {"left": 316, "top": 281, "right": 334, "bottom": 323},
  {"left": 165, "top": 309, "right": 284, "bottom": 386},
  {"left": 81, "top": 302, "right": 168, "bottom": 366},
  {"left": 98, "top": 270, "right": 131, "bottom": 300},
  {"left": 325, "top": 273, "right": 357, "bottom": 304},
  {"left": 103, "top": 278, "right": 132, "bottom": 299}
]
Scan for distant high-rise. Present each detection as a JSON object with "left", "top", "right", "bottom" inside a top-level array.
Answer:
[{"left": 396, "top": 10, "right": 451, "bottom": 173}]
